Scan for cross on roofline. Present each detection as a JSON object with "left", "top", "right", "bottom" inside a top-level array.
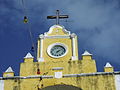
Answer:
[{"left": 47, "top": 10, "right": 69, "bottom": 25}]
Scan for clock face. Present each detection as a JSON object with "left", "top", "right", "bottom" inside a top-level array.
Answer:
[
  {"left": 50, "top": 45, "right": 66, "bottom": 57},
  {"left": 47, "top": 43, "right": 68, "bottom": 58}
]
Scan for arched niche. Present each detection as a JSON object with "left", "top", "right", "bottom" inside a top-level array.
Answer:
[{"left": 42, "top": 84, "right": 82, "bottom": 90}]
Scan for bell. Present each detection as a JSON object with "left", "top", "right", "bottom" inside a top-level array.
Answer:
[{"left": 24, "top": 16, "right": 28, "bottom": 23}]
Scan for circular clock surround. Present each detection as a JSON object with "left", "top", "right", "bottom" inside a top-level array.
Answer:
[{"left": 47, "top": 43, "right": 68, "bottom": 58}]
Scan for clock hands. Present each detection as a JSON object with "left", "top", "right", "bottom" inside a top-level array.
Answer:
[
  {"left": 50, "top": 45, "right": 66, "bottom": 57},
  {"left": 56, "top": 50, "right": 61, "bottom": 53}
]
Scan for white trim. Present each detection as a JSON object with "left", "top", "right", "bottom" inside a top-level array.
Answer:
[
  {"left": 44, "top": 35, "right": 70, "bottom": 39},
  {"left": 115, "top": 75, "right": 120, "bottom": 90},
  {"left": 45, "top": 25, "right": 70, "bottom": 35},
  {"left": 37, "top": 36, "right": 44, "bottom": 61},
  {"left": 47, "top": 43, "right": 68, "bottom": 58},
  {"left": 71, "top": 56, "right": 77, "bottom": 60},
  {"left": 82, "top": 51, "right": 92, "bottom": 56},
  {"left": 24, "top": 53, "right": 34, "bottom": 59},
  {"left": 72, "top": 37, "right": 76, "bottom": 57},
  {"left": 0, "top": 71, "right": 120, "bottom": 79},
  {"left": 5, "top": 67, "right": 14, "bottom": 73},
  {"left": 0, "top": 80, "right": 4, "bottom": 90},
  {"left": 38, "top": 57, "right": 44, "bottom": 62},
  {"left": 39, "top": 34, "right": 44, "bottom": 39},
  {"left": 71, "top": 34, "right": 77, "bottom": 60},
  {"left": 104, "top": 62, "right": 113, "bottom": 67},
  {"left": 40, "top": 38, "right": 43, "bottom": 58}
]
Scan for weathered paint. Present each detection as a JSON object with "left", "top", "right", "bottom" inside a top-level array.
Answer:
[{"left": 2, "top": 24, "right": 119, "bottom": 90}]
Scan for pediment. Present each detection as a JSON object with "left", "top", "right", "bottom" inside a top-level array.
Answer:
[{"left": 44, "top": 25, "right": 70, "bottom": 36}]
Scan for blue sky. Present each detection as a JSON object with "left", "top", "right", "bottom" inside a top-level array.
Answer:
[{"left": 0, "top": 0, "right": 120, "bottom": 76}]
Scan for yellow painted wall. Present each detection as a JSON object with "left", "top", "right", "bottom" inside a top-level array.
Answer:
[
  {"left": 43, "top": 38, "right": 73, "bottom": 61},
  {"left": 3, "top": 72, "right": 14, "bottom": 77},
  {"left": 37, "top": 25, "right": 78, "bottom": 61},
  {"left": 3, "top": 25, "right": 117, "bottom": 90},
  {"left": 20, "top": 58, "right": 96, "bottom": 76},
  {"left": 104, "top": 67, "right": 114, "bottom": 72},
  {"left": 3, "top": 74, "right": 116, "bottom": 90}
]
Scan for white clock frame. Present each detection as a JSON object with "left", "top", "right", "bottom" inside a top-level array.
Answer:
[{"left": 47, "top": 43, "right": 68, "bottom": 58}]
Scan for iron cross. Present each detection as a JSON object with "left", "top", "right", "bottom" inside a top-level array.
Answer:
[{"left": 47, "top": 10, "right": 69, "bottom": 25}]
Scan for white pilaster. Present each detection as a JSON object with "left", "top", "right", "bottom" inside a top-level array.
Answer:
[
  {"left": 38, "top": 34, "right": 44, "bottom": 62},
  {"left": 71, "top": 33, "right": 77, "bottom": 60},
  {"left": 115, "top": 75, "right": 120, "bottom": 90},
  {"left": 0, "top": 80, "right": 4, "bottom": 90}
]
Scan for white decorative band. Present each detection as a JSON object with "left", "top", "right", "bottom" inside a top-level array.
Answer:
[{"left": 43, "top": 35, "right": 70, "bottom": 39}]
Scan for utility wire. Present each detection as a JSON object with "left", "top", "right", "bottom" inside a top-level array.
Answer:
[{"left": 21, "top": 0, "right": 37, "bottom": 59}]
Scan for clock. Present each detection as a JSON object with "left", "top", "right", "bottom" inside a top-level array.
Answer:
[
  {"left": 47, "top": 43, "right": 68, "bottom": 58},
  {"left": 50, "top": 45, "right": 65, "bottom": 56}
]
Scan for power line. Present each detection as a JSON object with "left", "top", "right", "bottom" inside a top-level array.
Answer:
[{"left": 21, "top": 0, "right": 37, "bottom": 59}]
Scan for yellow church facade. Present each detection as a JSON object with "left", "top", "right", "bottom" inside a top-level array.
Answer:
[{"left": 1, "top": 24, "right": 120, "bottom": 90}]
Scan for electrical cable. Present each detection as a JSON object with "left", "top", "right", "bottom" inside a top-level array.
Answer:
[{"left": 21, "top": 0, "right": 37, "bottom": 59}]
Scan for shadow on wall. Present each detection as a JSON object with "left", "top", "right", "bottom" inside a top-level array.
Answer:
[{"left": 42, "top": 84, "right": 82, "bottom": 90}]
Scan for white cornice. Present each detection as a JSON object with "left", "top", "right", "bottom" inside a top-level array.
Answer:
[
  {"left": 38, "top": 25, "right": 78, "bottom": 39},
  {"left": 45, "top": 35, "right": 70, "bottom": 38},
  {"left": 1, "top": 72, "right": 120, "bottom": 80}
]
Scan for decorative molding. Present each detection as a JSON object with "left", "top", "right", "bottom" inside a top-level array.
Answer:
[
  {"left": 37, "top": 36, "right": 44, "bottom": 61},
  {"left": 44, "top": 35, "right": 70, "bottom": 39},
  {"left": 1, "top": 71, "right": 120, "bottom": 80},
  {"left": 70, "top": 33, "right": 76, "bottom": 38},
  {"left": 39, "top": 34, "right": 71, "bottom": 39},
  {"left": 71, "top": 35, "right": 77, "bottom": 60},
  {"left": 39, "top": 34, "right": 45, "bottom": 39},
  {"left": 45, "top": 25, "right": 71, "bottom": 35}
]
